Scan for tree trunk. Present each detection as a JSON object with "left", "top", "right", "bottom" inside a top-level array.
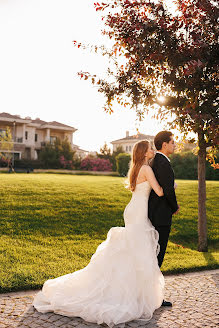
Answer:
[{"left": 197, "top": 132, "right": 208, "bottom": 252}]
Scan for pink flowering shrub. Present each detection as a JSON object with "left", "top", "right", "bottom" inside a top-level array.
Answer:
[
  {"left": 80, "top": 157, "right": 112, "bottom": 171},
  {"left": 59, "top": 155, "right": 74, "bottom": 170}
]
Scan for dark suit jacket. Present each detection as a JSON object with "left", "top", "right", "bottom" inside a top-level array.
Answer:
[{"left": 148, "top": 153, "right": 178, "bottom": 227}]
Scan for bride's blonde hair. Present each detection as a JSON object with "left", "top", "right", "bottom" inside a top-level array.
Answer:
[{"left": 127, "top": 140, "right": 149, "bottom": 192}]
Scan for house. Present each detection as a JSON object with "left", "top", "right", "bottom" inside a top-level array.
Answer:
[
  {"left": 111, "top": 131, "right": 154, "bottom": 154},
  {"left": 72, "top": 144, "right": 89, "bottom": 159},
  {"left": 0, "top": 112, "right": 88, "bottom": 160}
]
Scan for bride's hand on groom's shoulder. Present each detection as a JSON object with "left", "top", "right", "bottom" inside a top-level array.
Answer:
[{"left": 174, "top": 182, "right": 177, "bottom": 189}]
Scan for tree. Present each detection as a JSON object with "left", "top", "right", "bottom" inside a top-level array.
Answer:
[
  {"left": 39, "top": 138, "right": 77, "bottom": 169},
  {"left": 0, "top": 127, "right": 13, "bottom": 167},
  {"left": 98, "top": 142, "right": 112, "bottom": 159},
  {"left": 97, "top": 143, "right": 124, "bottom": 171},
  {"left": 116, "top": 153, "right": 131, "bottom": 176},
  {"left": 112, "top": 145, "right": 124, "bottom": 171},
  {"left": 76, "top": 0, "right": 218, "bottom": 251},
  {"left": 39, "top": 142, "right": 60, "bottom": 168}
]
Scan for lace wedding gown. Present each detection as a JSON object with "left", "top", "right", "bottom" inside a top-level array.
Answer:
[{"left": 33, "top": 181, "right": 164, "bottom": 327}]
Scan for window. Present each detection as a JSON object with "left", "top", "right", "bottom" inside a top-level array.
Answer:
[
  {"left": 129, "top": 146, "right": 131, "bottom": 151},
  {"left": 14, "top": 153, "right": 20, "bottom": 160},
  {"left": 25, "top": 131, "right": 28, "bottom": 140},
  {"left": 126, "top": 146, "right": 128, "bottom": 151},
  {"left": 50, "top": 136, "right": 57, "bottom": 144},
  {"left": 35, "top": 134, "right": 38, "bottom": 142}
]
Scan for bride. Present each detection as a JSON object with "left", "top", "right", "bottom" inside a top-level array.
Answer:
[{"left": 33, "top": 140, "right": 165, "bottom": 327}]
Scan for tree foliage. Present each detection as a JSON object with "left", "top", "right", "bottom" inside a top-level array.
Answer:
[
  {"left": 97, "top": 142, "right": 125, "bottom": 171},
  {"left": 0, "top": 127, "right": 13, "bottom": 166},
  {"left": 171, "top": 151, "right": 219, "bottom": 180},
  {"left": 75, "top": 0, "right": 219, "bottom": 251},
  {"left": 76, "top": 0, "right": 218, "bottom": 163},
  {"left": 116, "top": 152, "right": 131, "bottom": 176},
  {"left": 39, "top": 138, "right": 76, "bottom": 169}
]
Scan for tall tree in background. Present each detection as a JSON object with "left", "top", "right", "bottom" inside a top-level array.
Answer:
[
  {"left": 76, "top": 0, "right": 219, "bottom": 251},
  {"left": 98, "top": 143, "right": 124, "bottom": 171},
  {"left": 98, "top": 142, "right": 112, "bottom": 159},
  {"left": 0, "top": 127, "right": 13, "bottom": 166},
  {"left": 39, "top": 138, "right": 76, "bottom": 169}
]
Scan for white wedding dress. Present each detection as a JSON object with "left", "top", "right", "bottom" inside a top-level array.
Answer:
[{"left": 33, "top": 181, "right": 164, "bottom": 327}]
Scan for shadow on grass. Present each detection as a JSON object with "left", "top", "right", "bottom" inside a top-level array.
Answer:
[
  {"left": 202, "top": 250, "right": 218, "bottom": 267},
  {"left": 170, "top": 218, "right": 218, "bottom": 251}
]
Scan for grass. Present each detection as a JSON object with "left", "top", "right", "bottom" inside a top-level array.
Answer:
[{"left": 0, "top": 174, "right": 218, "bottom": 293}]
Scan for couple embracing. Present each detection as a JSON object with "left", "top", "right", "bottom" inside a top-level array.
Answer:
[{"left": 33, "top": 131, "right": 179, "bottom": 327}]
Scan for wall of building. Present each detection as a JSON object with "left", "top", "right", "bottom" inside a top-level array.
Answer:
[
  {"left": 0, "top": 121, "right": 77, "bottom": 161},
  {"left": 113, "top": 142, "right": 135, "bottom": 154},
  {"left": 35, "top": 129, "right": 45, "bottom": 148},
  {"left": 15, "top": 125, "right": 24, "bottom": 139}
]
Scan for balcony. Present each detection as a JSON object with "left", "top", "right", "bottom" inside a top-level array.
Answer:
[
  {"left": 0, "top": 137, "right": 23, "bottom": 143},
  {"left": 14, "top": 137, "right": 23, "bottom": 143}
]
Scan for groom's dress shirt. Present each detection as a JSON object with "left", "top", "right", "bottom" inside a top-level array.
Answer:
[{"left": 148, "top": 153, "right": 178, "bottom": 227}]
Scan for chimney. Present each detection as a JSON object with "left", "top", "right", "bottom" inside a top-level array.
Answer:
[{"left": 126, "top": 131, "right": 129, "bottom": 138}]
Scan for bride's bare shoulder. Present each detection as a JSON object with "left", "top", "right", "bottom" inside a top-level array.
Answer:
[
  {"left": 140, "top": 164, "right": 152, "bottom": 172},
  {"left": 140, "top": 165, "right": 153, "bottom": 177}
]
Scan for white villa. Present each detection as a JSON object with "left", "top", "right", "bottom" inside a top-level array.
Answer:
[
  {"left": 0, "top": 112, "right": 88, "bottom": 160},
  {"left": 111, "top": 131, "right": 154, "bottom": 154}
]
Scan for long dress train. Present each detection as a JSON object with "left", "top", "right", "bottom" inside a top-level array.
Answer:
[{"left": 33, "top": 181, "right": 164, "bottom": 327}]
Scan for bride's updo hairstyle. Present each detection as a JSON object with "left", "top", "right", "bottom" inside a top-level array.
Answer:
[{"left": 127, "top": 140, "right": 149, "bottom": 192}]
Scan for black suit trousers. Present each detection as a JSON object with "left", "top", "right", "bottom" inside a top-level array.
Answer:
[{"left": 155, "top": 225, "right": 171, "bottom": 268}]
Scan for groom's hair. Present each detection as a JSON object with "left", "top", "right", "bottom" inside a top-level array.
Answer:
[{"left": 154, "top": 131, "right": 173, "bottom": 150}]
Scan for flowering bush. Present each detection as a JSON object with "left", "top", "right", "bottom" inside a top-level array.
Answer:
[
  {"left": 59, "top": 155, "right": 74, "bottom": 170},
  {"left": 80, "top": 157, "right": 112, "bottom": 171}
]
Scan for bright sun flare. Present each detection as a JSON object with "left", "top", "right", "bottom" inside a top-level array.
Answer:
[{"left": 158, "top": 96, "right": 166, "bottom": 103}]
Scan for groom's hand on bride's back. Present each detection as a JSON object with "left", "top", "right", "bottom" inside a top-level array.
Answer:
[{"left": 173, "top": 205, "right": 180, "bottom": 215}]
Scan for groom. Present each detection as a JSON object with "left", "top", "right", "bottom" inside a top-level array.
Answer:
[{"left": 148, "top": 131, "right": 179, "bottom": 306}]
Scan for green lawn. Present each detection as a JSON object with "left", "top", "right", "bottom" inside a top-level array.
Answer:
[{"left": 0, "top": 174, "right": 218, "bottom": 293}]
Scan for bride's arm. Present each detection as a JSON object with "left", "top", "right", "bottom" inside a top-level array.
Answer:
[{"left": 143, "top": 166, "right": 164, "bottom": 197}]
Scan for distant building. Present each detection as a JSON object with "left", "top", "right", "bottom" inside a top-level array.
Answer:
[
  {"left": 111, "top": 131, "right": 154, "bottom": 154},
  {"left": 72, "top": 144, "right": 89, "bottom": 158},
  {"left": 0, "top": 112, "right": 88, "bottom": 160},
  {"left": 111, "top": 131, "right": 197, "bottom": 155}
]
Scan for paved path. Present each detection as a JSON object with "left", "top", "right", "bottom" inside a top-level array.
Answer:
[{"left": 0, "top": 269, "right": 218, "bottom": 328}]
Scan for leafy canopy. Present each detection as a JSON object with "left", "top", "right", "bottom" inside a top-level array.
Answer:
[{"left": 75, "top": 0, "right": 218, "bottom": 164}]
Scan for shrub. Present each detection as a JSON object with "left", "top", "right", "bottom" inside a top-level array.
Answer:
[
  {"left": 14, "top": 159, "right": 44, "bottom": 169},
  {"left": 80, "top": 157, "right": 112, "bottom": 171},
  {"left": 39, "top": 138, "right": 78, "bottom": 169},
  {"left": 170, "top": 152, "right": 219, "bottom": 180},
  {"left": 0, "top": 158, "right": 10, "bottom": 167},
  {"left": 59, "top": 155, "right": 74, "bottom": 170},
  {"left": 171, "top": 152, "right": 197, "bottom": 179},
  {"left": 116, "top": 153, "right": 131, "bottom": 177},
  {"left": 97, "top": 144, "right": 124, "bottom": 172},
  {"left": 39, "top": 144, "right": 60, "bottom": 168}
]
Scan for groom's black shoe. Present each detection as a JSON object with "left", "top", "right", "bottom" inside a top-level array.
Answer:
[{"left": 162, "top": 300, "right": 172, "bottom": 307}]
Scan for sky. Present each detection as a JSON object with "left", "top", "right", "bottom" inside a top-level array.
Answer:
[{"left": 0, "top": 0, "right": 172, "bottom": 152}]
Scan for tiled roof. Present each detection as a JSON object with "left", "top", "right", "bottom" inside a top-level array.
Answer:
[
  {"left": 0, "top": 112, "right": 23, "bottom": 119},
  {"left": 112, "top": 133, "right": 154, "bottom": 143},
  {"left": 0, "top": 112, "right": 76, "bottom": 130},
  {"left": 46, "top": 121, "right": 75, "bottom": 129},
  {"left": 31, "top": 119, "right": 47, "bottom": 124}
]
